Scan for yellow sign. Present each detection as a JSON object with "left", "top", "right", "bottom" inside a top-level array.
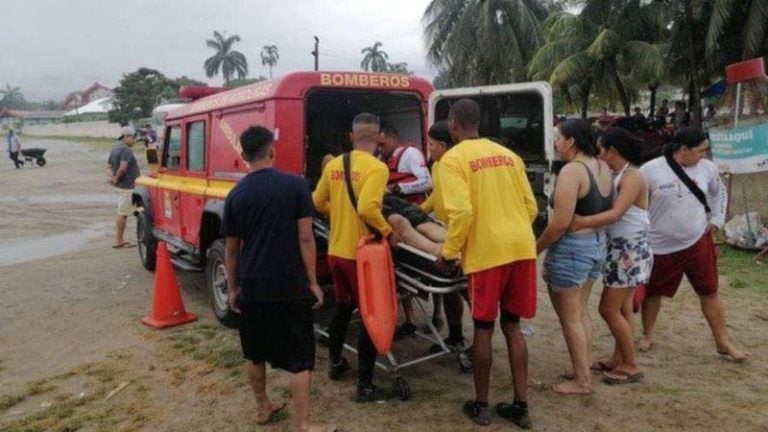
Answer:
[{"left": 320, "top": 73, "right": 411, "bottom": 89}]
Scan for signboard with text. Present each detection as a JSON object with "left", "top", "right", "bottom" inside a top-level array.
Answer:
[{"left": 710, "top": 124, "right": 768, "bottom": 174}]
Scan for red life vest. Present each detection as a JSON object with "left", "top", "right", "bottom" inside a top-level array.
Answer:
[{"left": 386, "top": 145, "right": 426, "bottom": 204}]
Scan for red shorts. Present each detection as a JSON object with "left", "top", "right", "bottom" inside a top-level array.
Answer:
[
  {"left": 648, "top": 233, "right": 718, "bottom": 298},
  {"left": 468, "top": 259, "right": 537, "bottom": 322},
  {"left": 328, "top": 256, "right": 358, "bottom": 305}
]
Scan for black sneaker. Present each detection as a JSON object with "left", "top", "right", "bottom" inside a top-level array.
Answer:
[
  {"left": 394, "top": 323, "right": 417, "bottom": 339},
  {"left": 463, "top": 400, "right": 491, "bottom": 426},
  {"left": 355, "top": 382, "right": 389, "bottom": 403},
  {"left": 328, "top": 357, "right": 349, "bottom": 381},
  {"left": 496, "top": 401, "right": 532, "bottom": 430}
]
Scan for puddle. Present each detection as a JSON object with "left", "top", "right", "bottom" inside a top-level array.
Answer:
[
  {"left": 0, "top": 194, "right": 115, "bottom": 206},
  {"left": 0, "top": 223, "right": 110, "bottom": 267}
]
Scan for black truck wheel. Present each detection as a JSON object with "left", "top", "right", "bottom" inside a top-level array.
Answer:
[
  {"left": 136, "top": 211, "right": 157, "bottom": 271},
  {"left": 206, "top": 239, "right": 239, "bottom": 328}
]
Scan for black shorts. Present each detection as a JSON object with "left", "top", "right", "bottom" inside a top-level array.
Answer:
[
  {"left": 238, "top": 299, "right": 316, "bottom": 373},
  {"left": 382, "top": 195, "right": 432, "bottom": 227}
]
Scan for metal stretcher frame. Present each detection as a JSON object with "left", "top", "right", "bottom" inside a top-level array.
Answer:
[{"left": 312, "top": 219, "right": 470, "bottom": 400}]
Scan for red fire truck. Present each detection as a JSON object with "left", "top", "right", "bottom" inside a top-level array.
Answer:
[{"left": 133, "top": 71, "right": 554, "bottom": 326}]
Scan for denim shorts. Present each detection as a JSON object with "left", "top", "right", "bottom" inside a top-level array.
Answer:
[{"left": 543, "top": 232, "right": 606, "bottom": 290}]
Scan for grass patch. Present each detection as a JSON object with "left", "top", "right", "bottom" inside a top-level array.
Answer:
[
  {"left": 718, "top": 245, "right": 768, "bottom": 294},
  {"left": 26, "top": 380, "right": 56, "bottom": 397},
  {"left": 164, "top": 325, "right": 244, "bottom": 372},
  {"left": 0, "top": 394, "right": 25, "bottom": 412}
]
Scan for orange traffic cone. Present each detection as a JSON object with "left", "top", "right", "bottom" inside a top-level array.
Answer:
[{"left": 141, "top": 241, "right": 198, "bottom": 329}]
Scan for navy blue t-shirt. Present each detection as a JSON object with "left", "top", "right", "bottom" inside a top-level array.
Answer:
[{"left": 221, "top": 168, "right": 313, "bottom": 303}]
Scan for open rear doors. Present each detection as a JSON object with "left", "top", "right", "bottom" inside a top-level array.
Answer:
[{"left": 428, "top": 82, "right": 555, "bottom": 234}]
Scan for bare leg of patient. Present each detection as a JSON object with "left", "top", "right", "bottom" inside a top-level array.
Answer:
[
  {"left": 417, "top": 222, "right": 446, "bottom": 243},
  {"left": 387, "top": 215, "right": 442, "bottom": 256}
]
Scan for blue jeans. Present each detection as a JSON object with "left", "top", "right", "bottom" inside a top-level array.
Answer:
[{"left": 543, "top": 232, "right": 606, "bottom": 290}]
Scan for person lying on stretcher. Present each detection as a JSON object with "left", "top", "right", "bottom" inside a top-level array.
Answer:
[{"left": 382, "top": 194, "right": 446, "bottom": 257}]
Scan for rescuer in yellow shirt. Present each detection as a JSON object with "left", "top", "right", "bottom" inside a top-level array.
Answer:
[
  {"left": 312, "top": 113, "right": 401, "bottom": 403},
  {"left": 435, "top": 99, "right": 537, "bottom": 429}
]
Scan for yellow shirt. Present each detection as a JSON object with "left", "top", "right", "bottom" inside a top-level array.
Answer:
[
  {"left": 312, "top": 150, "right": 392, "bottom": 260},
  {"left": 438, "top": 138, "right": 538, "bottom": 273},
  {"left": 420, "top": 161, "right": 448, "bottom": 224}
]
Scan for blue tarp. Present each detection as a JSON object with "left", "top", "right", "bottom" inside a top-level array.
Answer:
[{"left": 702, "top": 79, "right": 727, "bottom": 98}]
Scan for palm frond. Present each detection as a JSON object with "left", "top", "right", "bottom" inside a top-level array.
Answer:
[{"left": 743, "top": 0, "right": 768, "bottom": 58}]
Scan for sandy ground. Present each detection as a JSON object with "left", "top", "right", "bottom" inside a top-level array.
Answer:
[{"left": 1, "top": 138, "right": 767, "bottom": 432}]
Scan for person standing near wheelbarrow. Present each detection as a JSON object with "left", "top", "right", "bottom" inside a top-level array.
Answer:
[
  {"left": 6, "top": 129, "right": 23, "bottom": 169},
  {"left": 107, "top": 126, "right": 140, "bottom": 249}
]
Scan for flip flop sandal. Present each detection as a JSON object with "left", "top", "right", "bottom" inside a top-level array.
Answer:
[
  {"left": 590, "top": 361, "right": 613, "bottom": 372},
  {"left": 603, "top": 371, "right": 644, "bottom": 385},
  {"left": 256, "top": 401, "right": 286, "bottom": 425},
  {"left": 112, "top": 242, "right": 136, "bottom": 249}
]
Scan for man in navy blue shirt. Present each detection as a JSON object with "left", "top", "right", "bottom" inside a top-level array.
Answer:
[{"left": 222, "top": 126, "right": 328, "bottom": 432}]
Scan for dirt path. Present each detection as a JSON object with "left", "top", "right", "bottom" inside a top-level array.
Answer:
[{"left": 1, "top": 138, "right": 767, "bottom": 431}]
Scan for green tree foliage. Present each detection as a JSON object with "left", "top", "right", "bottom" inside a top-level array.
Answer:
[
  {"left": 361, "top": 42, "right": 389, "bottom": 72},
  {"left": 423, "top": 0, "right": 549, "bottom": 86},
  {"left": 386, "top": 62, "right": 412, "bottom": 75},
  {"left": 529, "top": 1, "right": 667, "bottom": 117},
  {"left": 204, "top": 31, "right": 248, "bottom": 85},
  {"left": 260, "top": 45, "right": 279, "bottom": 79},
  {"left": 0, "top": 84, "right": 28, "bottom": 110},
  {"left": 108, "top": 68, "right": 175, "bottom": 125}
]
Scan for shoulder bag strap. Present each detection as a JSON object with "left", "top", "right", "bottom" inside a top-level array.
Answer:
[
  {"left": 343, "top": 152, "right": 359, "bottom": 210},
  {"left": 664, "top": 154, "right": 711, "bottom": 213}
]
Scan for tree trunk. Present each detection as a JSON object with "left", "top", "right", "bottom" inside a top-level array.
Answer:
[
  {"left": 580, "top": 79, "right": 592, "bottom": 119},
  {"left": 611, "top": 63, "right": 631, "bottom": 116},
  {"left": 684, "top": 0, "right": 703, "bottom": 127},
  {"left": 649, "top": 84, "right": 658, "bottom": 117}
]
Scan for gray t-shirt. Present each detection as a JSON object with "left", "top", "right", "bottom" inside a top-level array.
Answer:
[{"left": 108, "top": 142, "right": 140, "bottom": 189}]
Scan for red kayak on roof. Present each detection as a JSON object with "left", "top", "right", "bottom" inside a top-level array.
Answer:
[{"left": 356, "top": 235, "right": 398, "bottom": 354}]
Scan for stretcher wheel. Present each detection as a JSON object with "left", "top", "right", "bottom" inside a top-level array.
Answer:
[{"left": 391, "top": 376, "right": 410, "bottom": 401}]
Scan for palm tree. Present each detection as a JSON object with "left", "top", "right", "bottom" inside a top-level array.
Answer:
[
  {"left": 0, "top": 84, "right": 27, "bottom": 109},
  {"left": 361, "top": 42, "right": 389, "bottom": 72},
  {"left": 707, "top": 0, "right": 768, "bottom": 60},
  {"left": 204, "top": 31, "right": 248, "bottom": 85},
  {"left": 387, "top": 62, "right": 410, "bottom": 74},
  {"left": 528, "top": 1, "right": 667, "bottom": 117},
  {"left": 260, "top": 45, "right": 279, "bottom": 79},
  {"left": 423, "top": 0, "right": 549, "bottom": 86}
]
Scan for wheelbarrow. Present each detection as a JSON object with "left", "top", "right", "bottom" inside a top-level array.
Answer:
[{"left": 20, "top": 148, "right": 47, "bottom": 167}]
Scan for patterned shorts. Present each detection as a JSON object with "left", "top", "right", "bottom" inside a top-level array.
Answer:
[{"left": 603, "top": 234, "right": 653, "bottom": 288}]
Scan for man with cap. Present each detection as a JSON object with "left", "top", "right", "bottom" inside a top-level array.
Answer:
[{"left": 107, "top": 126, "right": 140, "bottom": 248}]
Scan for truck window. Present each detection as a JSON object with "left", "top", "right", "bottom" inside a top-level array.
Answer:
[
  {"left": 187, "top": 121, "right": 205, "bottom": 171},
  {"left": 164, "top": 126, "right": 182, "bottom": 169}
]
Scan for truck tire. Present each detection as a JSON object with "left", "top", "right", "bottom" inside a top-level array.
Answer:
[
  {"left": 206, "top": 239, "right": 239, "bottom": 328},
  {"left": 136, "top": 211, "right": 157, "bottom": 271}
]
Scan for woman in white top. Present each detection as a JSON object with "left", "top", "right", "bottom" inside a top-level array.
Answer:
[
  {"left": 638, "top": 127, "right": 747, "bottom": 362},
  {"left": 571, "top": 127, "right": 650, "bottom": 384}
]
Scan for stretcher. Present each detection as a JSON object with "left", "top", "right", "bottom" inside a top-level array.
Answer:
[{"left": 313, "top": 219, "right": 469, "bottom": 401}]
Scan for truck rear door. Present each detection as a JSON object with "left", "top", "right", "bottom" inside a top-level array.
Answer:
[{"left": 428, "top": 82, "right": 554, "bottom": 234}]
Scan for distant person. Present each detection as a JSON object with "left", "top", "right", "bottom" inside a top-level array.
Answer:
[
  {"left": 6, "top": 129, "right": 23, "bottom": 169},
  {"left": 656, "top": 99, "right": 670, "bottom": 122},
  {"left": 638, "top": 127, "right": 747, "bottom": 362},
  {"left": 144, "top": 124, "right": 158, "bottom": 144},
  {"left": 704, "top": 104, "right": 717, "bottom": 123},
  {"left": 632, "top": 107, "right": 645, "bottom": 119},
  {"left": 107, "top": 126, "right": 140, "bottom": 249},
  {"left": 672, "top": 101, "right": 689, "bottom": 129},
  {"left": 222, "top": 126, "right": 331, "bottom": 432}
]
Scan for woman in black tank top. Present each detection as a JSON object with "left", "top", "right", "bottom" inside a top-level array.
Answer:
[{"left": 536, "top": 119, "right": 614, "bottom": 395}]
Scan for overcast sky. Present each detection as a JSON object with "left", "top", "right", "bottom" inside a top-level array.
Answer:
[{"left": 2, "top": 0, "right": 434, "bottom": 101}]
